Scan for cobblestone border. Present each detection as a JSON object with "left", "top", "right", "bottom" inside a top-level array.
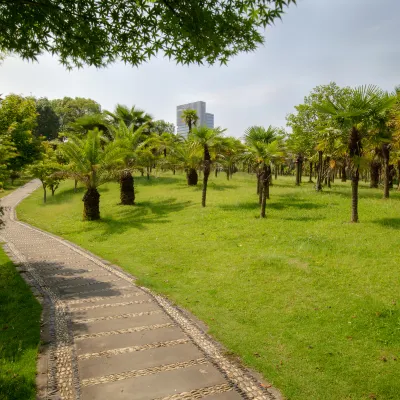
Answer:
[{"left": 5, "top": 180, "right": 281, "bottom": 400}]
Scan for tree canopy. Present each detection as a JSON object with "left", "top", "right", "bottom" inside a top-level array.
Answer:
[{"left": 0, "top": 0, "right": 295, "bottom": 68}]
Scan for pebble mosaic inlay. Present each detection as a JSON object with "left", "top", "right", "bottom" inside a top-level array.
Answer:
[
  {"left": 74, "top": 323, "right": 175, "bottom": 340},
  {"left": 81, "top": 358, "right": 208, "bottom": 387},
  {"left": 153, "top": 383, "right": 234, "bottom": 400},
  {"left": 75, "top": 310, "right": 162, "bottom": 324},
  {"left": 78, "top": 338, "right": 190, "bottom": 360},
  {"left": 70, "top": 298, "right": 152, "bottom": 312},
  {"left": 66, "top": 291, "right": 144, "bottom": 305}
]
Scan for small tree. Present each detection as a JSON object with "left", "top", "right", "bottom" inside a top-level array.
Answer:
[
  {"left": 28, "top": 159, "right": 62, "bottom": 203},
  {"left": 245, "top": 136, "right": 283, "bottom": 217},
  {"left": 60, "top": 129, "right": 127, "bottom": 220},
  {"left": 170, "top": 139, "right": 202, "bottom": 185},
  {"left": 109, "top": 121, "right": 148, "bottom": 205},
  {"left": 181, "top": 109, "right": 199, "bottom": 134},
  {"left": 190, "top": 126, "right": 225, "bottom": 207}
]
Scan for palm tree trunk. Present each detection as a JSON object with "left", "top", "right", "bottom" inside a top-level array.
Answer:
[
  {"left": 382, "top": 143, "right": 390, "bottom": 198},
  {"left": 202, "top": 144, "right": 211, "bottom": 207},
  {"left": 83, "top": 187, "right": 100, "bottom": 221},
  {"left": 389, "top": 165, "right": 394, "bottom": 188},
  {"left": 187, "top": 168, "right": 198, "bottom": 185},
  {"left": 341, "top": 160, "right": 347, "bottom": 182},
  {"left": 260, "top": 165, "right": 270, "bottom": 218},
  {"left": 74, "top": 179, "right": 78, "bottom": 192},
  {"left": 349, "top": 126, "right": 362, "bottom": 223},
  {"left": 326, "top": 157, "right": 331, "bottom": 188},
  {"left": 215, "top": 168, "right": 218, "bottom": 177},
  {"left": 256, "top": 170, "right": 261, "bottom": 194},
  {"left": 266, "top": 165, "right": 271, "bottom": 200},
  {"left": 370, "top": 161, "right": 380, "bottom": 188},
  {"left": 309, "top": 162, "right": 313, "bottom": 183},
  {"left": 397, "top": 160, "right": 400, "bottom": 191},
  {"left": 316, "top": 151, "right": 323, "bottom": 191},
  {"left": 51, "top": 185, "right": 56, "bottom": 196},
  {"left": 275, "top": 166, "right": 278, "bottom": 180},
  {"left": 351, "top": 168, "right": 359, "bottom": 223},
  {"left": 120, "top": 169, "right": 135, "bottom": 205}
]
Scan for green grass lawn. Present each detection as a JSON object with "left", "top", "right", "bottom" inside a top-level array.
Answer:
[
  {"left": 0, "top": 247, "right": 41, "bottom": 400},
  {"left": 17, "top": 172, "right": 400, "bottom": 400}
]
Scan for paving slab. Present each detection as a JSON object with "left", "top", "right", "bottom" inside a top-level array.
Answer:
[
  {"left": 78, "top": 342, "right": 204, "bottom": 379},
  {"left": 75, "top": 325, "right": 185, "bottom": 355},
  {"left": 80, "top": 363, "right": 227, "bottom": 400},
  {"left": 71, "top": 310, "right": 169, "bottom": 335},
  {"left": 0, "top": 180, "right": 278, "bottom": 400}
]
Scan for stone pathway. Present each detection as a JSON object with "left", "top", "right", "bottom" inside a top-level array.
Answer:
[{"left": 0, "top": 180, "right": 277, "bottom": 400}]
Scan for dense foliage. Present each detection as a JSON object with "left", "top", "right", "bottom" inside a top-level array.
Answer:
[{"left": 0, "top": 0, "right": 295, "bottom": 68}]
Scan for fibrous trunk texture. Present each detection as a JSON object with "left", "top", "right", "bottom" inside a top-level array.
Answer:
[
  {"left": 370, "top": 161, "right": 380, "bottom": 188},
  {"left": 120, "top": 169, "right": 135, "bottom": 205},
  {"left": 349, "top": 127, "right": 362, "bottom": 223},
  {"left": 260, "top": 164, "right": 271, "bottom": 218},
  {"left": 202, "top": 144, "right": 211, "bottom": 207},
  {"left": 382, "top": 143, "right": 390, "bottom": 198},
  {"left": 187, "top": 168, "right": 198, "bottom": 186},
  {"left": 316, "top": 151, "right": 323, "bottom": 191},
  {"left": 341, "top": 160, "right": 347, "bottom": 182},
  {"left": 83, "top": 188, "right": 100, "bottom": 221}
]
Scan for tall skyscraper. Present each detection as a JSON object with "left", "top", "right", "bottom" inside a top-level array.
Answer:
[{"left": 176, "top": 101, "right": 214, "bottom": 136}]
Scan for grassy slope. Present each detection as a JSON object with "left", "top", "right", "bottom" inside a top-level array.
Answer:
[
  {"left": 18, "top": 172, "right": 400, "bottom": 400},
  {"left": 0, "top": 247, "right": 41, "bottom": 400}
]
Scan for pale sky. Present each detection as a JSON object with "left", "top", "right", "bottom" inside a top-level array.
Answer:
[{"left": 0, "top": 0, "right": 399, "bottom": 137}]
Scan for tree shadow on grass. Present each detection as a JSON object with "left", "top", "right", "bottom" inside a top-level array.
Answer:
[
  {"left": 268, "top": 201, "right": 324, "bottom": 210},
  {"left": 135, "top": 176, "right": 182, "bottom": 186},
  {"left": 81, "top": 198, "right": 193, "bottom": 238},
  {"left": 323, "top": 187, "right": 400, "bottom": 200},
  {"left": 0, "top": 374, "right": 36, "bottom": 400},
  {"left": 208, "top": 182, "right": 236, "bottom": 191},
  {"left": 371, "top": 218, "right": 400, "bottom": 230},
  {"left": 218, "top": 202, "right": 259, "bottom": 211},
  {"left": 281, "top": 216, "right": 326, "bottom": 222}
]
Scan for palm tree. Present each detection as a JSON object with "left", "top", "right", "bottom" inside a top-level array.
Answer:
[
  {"left": 245, "top": 138, "right": 283, "bottom": 217},
  {"left": 181, "top": 109, "right": 199, "bottom": 134},
  {"left": 106, "top": 104, "right": 153, "bottom": 130},
  {"left": 108, "top": 121, "right": 149, "bottom": 204},
  {"left": 244, "top": 126, "right": 278, "bottom": 196},
  {"left": 317, "top": 85, "right": 396, "bottom": 222},
  {"left": 315, "top": 127, "right": 345, "bottom": 189},
  {"left": 190, "top": 126, "right": 225, "bottom": 206},
  {"left": 68, "top": 113, "right": 112, "bottom": 139},
  {"left": 170, "top": 139, "right": 202, "bottom": 185},
  {"left": 216, "top": 137, "right": 245, "bottom": 180},
  {"left": 60, "top": 128, "right": 127, "bottom": 220}
]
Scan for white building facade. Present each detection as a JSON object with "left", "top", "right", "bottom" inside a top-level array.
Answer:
[{"left": 176, "top": 101, "right": 214, "bottom": 136}]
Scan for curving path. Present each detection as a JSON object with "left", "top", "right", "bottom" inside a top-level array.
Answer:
[{"left": 0, "top": 180, "right": 277, "bottom": 400}]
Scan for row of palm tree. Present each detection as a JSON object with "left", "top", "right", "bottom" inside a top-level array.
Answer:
[
  {"left": 287, "top": 84, "right": 400, "bottom": 222},
  {"left": 36, "top": 86, "right": 400, "bottom": 223}
]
